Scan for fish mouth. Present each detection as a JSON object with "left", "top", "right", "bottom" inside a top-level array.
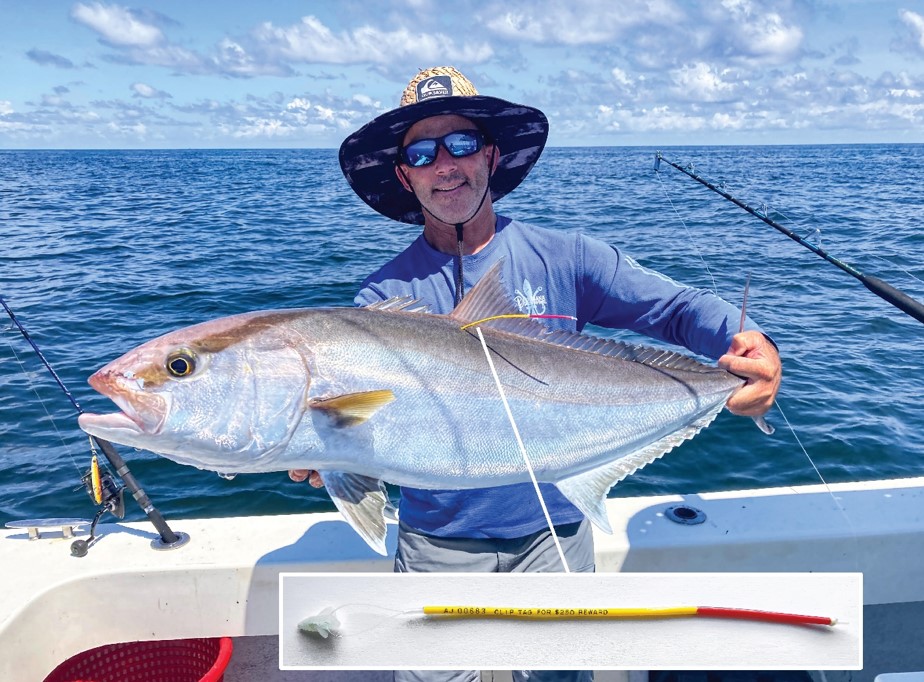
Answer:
[
  {"left": 78, "top": 410, "right": 147, "bottom": 438},
  {"left": 78, "top": 368, "right": 168, "bottom": 438}
]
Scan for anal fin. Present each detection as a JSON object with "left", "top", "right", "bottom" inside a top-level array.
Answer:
[
  {"left": 555, "top": 408, "right": 726, "bottom": 534},
  {"left": 319, "top": 470, "right": 389, "bottom": 555}
]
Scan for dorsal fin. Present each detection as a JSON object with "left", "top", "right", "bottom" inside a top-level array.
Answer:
[
  {"left": 531, "top": 333, "right": 724, "bottom": 373},
  {"left": 520, "top": 328, "right": 725, "bottom": 374},
  {"left": 451, "top": 260, "right": 725, "bottom": 375},
  {"left": 448, "top": 260, "right": 521, "bottom": 324}
]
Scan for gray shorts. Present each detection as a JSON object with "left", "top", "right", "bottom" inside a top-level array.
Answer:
[
  {"left": 392, "top": 519, "right": 595, "bottom": 682},
  {"left": 394, "top": 519, "right": 595, "bottom": 573}
]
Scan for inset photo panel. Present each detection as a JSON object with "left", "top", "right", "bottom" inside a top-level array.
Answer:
[{"left": 279, "top": 572, "right": 861, "bottom": 671}]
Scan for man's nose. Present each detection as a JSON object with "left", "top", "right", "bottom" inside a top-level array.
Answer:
[{"left": 430, "top": 144, "right": 458, "bottom": 172}]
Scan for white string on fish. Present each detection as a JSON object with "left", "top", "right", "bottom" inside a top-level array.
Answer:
[{"left": 474, "top": 326, "right": 571, "bottom": 573}]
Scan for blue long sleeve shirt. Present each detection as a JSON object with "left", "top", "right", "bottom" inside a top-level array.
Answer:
[{"left": 355, "top": 216, "right": 760, "bottom": 538}]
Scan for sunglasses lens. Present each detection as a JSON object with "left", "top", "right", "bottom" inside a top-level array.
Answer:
[
  {"left": 444, "top": 131, "right": 483, "bottom": 158},
  {"left": 402, "top": 140, "right": 438, "bottom": 167},
  {"left": 400, "top": 130, "right": 484, "bottom": 167}
]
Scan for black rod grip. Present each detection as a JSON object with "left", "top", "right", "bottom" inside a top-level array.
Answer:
[
  {"left": 861, "top": 275, "right": 924, "bottom": 325},
  {"left": 94, "top": 437, "right": 180, "bottom": 545}
]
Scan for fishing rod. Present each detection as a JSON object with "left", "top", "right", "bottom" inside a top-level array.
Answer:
[
  {"left": 654, "top": 152, "right": 924, "bottom": 326},
  {"left": 1, "top": 295, "right": 187, "bottom": 552}
]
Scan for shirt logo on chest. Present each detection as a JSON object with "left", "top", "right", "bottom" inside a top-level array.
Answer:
[{"left": 514, "top": 279, "right": 547, "bottom": 315}]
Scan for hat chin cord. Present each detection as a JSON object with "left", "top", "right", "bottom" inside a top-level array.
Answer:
[{"left": 417, "top": 147, "right": 497, "bottom": 306}]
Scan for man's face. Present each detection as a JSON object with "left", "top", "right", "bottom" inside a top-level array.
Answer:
[{"left": 396, "top": 114, "right": 497, "bottom": 225}]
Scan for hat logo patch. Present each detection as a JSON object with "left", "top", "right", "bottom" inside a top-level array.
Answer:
[{"left": 417, "top": 76, "right": 452, "bottom": 101}]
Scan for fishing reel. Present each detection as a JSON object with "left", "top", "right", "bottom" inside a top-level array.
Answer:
[{"left": 70, "top": 452, "right": 126, "bottom": 557}]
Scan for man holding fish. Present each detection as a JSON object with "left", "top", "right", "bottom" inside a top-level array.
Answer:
[
  {"left": 76, "top": 65, "right": 781, "bottom": 682},
  {"left": 292, "top": 66, "right": 780, "bottom": 582}
]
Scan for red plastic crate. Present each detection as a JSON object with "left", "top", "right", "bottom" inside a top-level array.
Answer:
[{"left": 43, "top": 637, "right": 233, "bottom": 682}]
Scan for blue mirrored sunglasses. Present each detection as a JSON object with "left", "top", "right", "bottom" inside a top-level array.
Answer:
[{"left": 398, "top": 129, "right": 485, "bottom": 168}]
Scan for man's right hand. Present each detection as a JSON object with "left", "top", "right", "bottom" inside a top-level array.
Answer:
[{"left": 289, "top": 470, "right": 324, "bottom": 488}]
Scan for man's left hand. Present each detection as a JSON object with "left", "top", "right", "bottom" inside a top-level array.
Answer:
[{"left": 717, "top": 331, "right": 781, "bottom": 416}]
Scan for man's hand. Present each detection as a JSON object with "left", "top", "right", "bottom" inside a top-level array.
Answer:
[
  {"left": 289, "top": 470, "right": 324, "bottom": 488},
  {"left": 718, "top": 330, "right": 781, "bottom": 416}
]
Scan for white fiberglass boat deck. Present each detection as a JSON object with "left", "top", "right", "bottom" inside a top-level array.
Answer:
[{"left": 2, "top": 477, "right": 923, "bottom": 681}]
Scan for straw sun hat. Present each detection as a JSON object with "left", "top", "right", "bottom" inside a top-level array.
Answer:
[{"left": 338, "top": 66, "right": 549, "bottom": 224}]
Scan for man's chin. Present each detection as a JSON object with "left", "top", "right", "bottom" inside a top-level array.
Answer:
[{"left": 423, "top": 195, "right": 481, "bottom": 224}]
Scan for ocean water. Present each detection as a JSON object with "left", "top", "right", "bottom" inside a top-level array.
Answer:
[{"left": 1, "top": 145, "right": 922, "bottom": 527}]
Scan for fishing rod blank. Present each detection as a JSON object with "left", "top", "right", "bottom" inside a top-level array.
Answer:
[
  {"left": 655, "top": 152, "right": 924, "bottom": 326},
  {"left": 1, "top": 295, "right": 187, "bottom": 551}
]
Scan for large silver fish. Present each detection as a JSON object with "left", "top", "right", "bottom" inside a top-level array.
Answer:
[{"left": 78, "top": 262, "right": 747, "bottom": 554}]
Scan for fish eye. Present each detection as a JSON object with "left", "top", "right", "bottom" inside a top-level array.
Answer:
[{"left": 166, "top": 350, "right": 196, "bottom": 378}]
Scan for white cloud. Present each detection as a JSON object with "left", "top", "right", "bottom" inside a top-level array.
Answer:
[
  {"left": 71, "top": 2, "right": 164, "bottom": 48},
  {"left": 131, "top": 82, "right": 170, "bottom": 99},
  {"left": 106, "top": 120, "right": 148, "bottom": 137},
  {"left": 41, "top": 94, "right": 68, "bottom": 107},
  {"left": 6, "top": 1, "right": 924, "bottom": 147},
  {"left": 210, "top": 38, "right": 290, "bottom": 77},
  {"left": 595, "top": 104, "right": 620, "bottom": 130},
  {"left": 486, "top": 13, "right": 556, "bottom": 43},
  {"left": 352, "top": 93, "right": 379, "bottom": 108},
  {"left": 72, "top": 11, "right": 491, "bottom": 75},
  {"left": 482, "top": 0, "right": 802, "bottom": 71},
  {"left": 70, "top": 6, "right": 285, "bottom": 77},
  {"left": 483, "top": 0, "right": 683, "bottom": 45},
  {"left": 229, "top": 118, "right": 291, "bottom": 138},
  {"left": 0, "top": 121, "right": 29, "bottom": 131},
  {"left": 135, "top": 44, "right": 208, "bottom": 71},
  {"left": 611, "top": 67, "right": 634, "bottom": 87},
  {"left": 774, "top": 71, "right": 809, "bottom": 89},
  {"left": 593, "top": 102, "right": 708, "bottom": 134},
  {"left": 711, "top": 0, "right": 803, "bottom": 63},
  {"left": 214, "top": 39, "right": 252, "bottom": 72},
  {"left": 286, "top": 97, "right": 312, "bottom": 112},
  {"left": 252, "top": 15, "right": 492, "bottom": 64},
  {"left": 634, "top": 106, "right": 707, "bottom": 132},
  {"left": 71, "top": 6, "right": 208, "bottom": 74},
  {"left": 899, "top": 9, "right": 924, "bottom": 52},
  {"left": 671, "top": 62, "right": 737, "bottom": 102},
  {"left": 314, "top": 105, "right": 335, "bottom": 122},
  {"left": 711, "top": 111, "right": 746, "bottom": 130},
  {"left": 284, "top": 98, "right": 312, "bottom": 125}
]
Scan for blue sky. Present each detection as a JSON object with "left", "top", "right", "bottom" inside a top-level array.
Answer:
[{"left": 3, "top": 0, "right": 924, "bottom": 148}]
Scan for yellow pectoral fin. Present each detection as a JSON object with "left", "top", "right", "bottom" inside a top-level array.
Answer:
[{"left": 310, "top": 390, "right": 395, "bottom": 427}]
